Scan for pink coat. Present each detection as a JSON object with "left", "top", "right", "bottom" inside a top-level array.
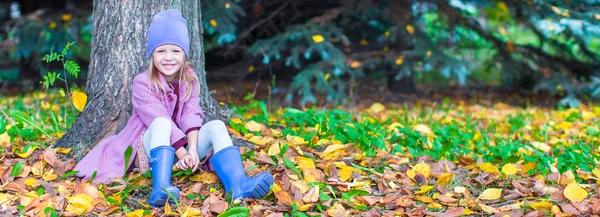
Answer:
[{"left": 74, "top": 68, "right": 205, "bottom": 184}]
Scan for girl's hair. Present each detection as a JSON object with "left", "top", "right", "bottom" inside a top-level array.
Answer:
[{"left": 147, "top": 56, "right": 198, "bottom": 101}]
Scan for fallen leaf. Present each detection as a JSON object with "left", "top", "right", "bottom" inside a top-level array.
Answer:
[
  {"left": 530, "top": 141, "right": 551, "bottom": 153},
  {"left": 302, "top": 186, "right": 319, "bottom": 203},
  {"left": 479, "top": 163, "right": 500, "bottom": 174},
  {"left": 436, "top": 173, "right": 454, "bottom": 186},
  {"left": 245, "top": 121, "right": 263, "bottom": 132},
  {"left": 478, "top": 188, "right": 502, "bottom": 200},
  {"left": 66, "top": 194, "right": 94, "bottom": 215},
  {"left": 529, "top": 201, "right": 553, "bottom": 210},
  {"left": 501, "top": 163, "right": 518, "bottom": 175},
  {"left": 416, "top": 185, "right": 434, "bottom": 194},
  {"left": 326, "top": 202, "right": 348, "bottom": 217},
  {"left": 413, "top": 162, "right": 431, "bottom": 178},
  {"left": 563, "top": 183, "right": 588, "bottom": 202}
]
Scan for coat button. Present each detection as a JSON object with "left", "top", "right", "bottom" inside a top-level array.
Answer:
[{"left": 168, "top": 95, "right": 174, "bottom": 101}]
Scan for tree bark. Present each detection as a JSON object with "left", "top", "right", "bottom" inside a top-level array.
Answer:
[{"left": 54, "top": 0, "right": 232, "bottom": 158}]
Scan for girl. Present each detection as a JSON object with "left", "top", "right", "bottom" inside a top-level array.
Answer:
[{"left": 73, "top": 9, "right": 274, "bottom": 208}]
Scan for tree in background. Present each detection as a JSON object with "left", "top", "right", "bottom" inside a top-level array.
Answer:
[{"left": 203, "top": 0, "right": 600, "bottom": 107}]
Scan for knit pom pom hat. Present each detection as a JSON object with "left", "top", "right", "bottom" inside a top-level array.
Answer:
[{"left": 147, "top": 9, "right": 190, "bottom": 58}]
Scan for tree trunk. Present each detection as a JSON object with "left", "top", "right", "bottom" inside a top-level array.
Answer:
[{"left": 54, "top": 0, "right": 232, "bottom": 159}]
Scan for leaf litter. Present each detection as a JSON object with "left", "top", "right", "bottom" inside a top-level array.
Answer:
[{"left": 0, "top": 91, "right": 600, "bottom": 216}]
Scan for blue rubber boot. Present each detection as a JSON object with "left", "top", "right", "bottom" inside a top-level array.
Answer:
[
  {"left": 148, "top": 146, "right": 180, "bottom": 207},
  {"left": 210, "top": 146, "right": 274, "bottom": 200}
]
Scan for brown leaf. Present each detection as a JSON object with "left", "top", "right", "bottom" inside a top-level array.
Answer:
[
  {"left": 395, "top": 196, "right": 413, "bottom": 207},
  {"left": 559, "top": 203, "right": 581, "bottom": 215},
  {"left": 378, "top": 178, "right": 389, "bottom": 194},
  {"left": 422, "top": 207, "right": 464, "bottom": 217},
  {"left": 495, "top": 209, "right": 524, "bottom": 217},
  {"left": 258, "top": 154, "right": 276, "bottom": 165},
  {"left": 203, "top": 195, "right": 228, "bottom": 214},
  {"left": 275, "top": 190, "right": 292, "bottom": 206},
  {"left": 42, "top": 148, "right": 57, "bottom": 167},
  {"left": 511, "top": 179, "right": 528, "bottom": 194},
  {"left": 74, "top": 183, "right": 100, "bottom": 199},
  {"left": 303, "top": 168, "right": 325, "bottom": 183},
  {"left": 5, "top": 179, "right": 28, "bottom": 193},
  {"left": 54, "top": 159, "right": 76, "bottom": 176},
  {"left": 266, "top": 213, "right": 285, "bottom": 217},
  {"left": 381, "top": 196, "right": 398, "bottom": 204},
  {"left": 327, "top": 163, "right": 340, "bottom": 181},
  {"left": 302, "top": 186, "right": 319, "bottom": 203},
  {"left": 592, "top": 200, "right": 600, "bottom": 214},
  {"left": 356, "top": 196, "right": 380, "bottom": 206},
  {"left": 326, "top": 202, "right": 348, "bottom": 217},
  {"left": 186, "top": 182, "right": 203, "bottom": 195},
  {"left": 572, "top": 202, "right": 590, "bottom": 214},
  {"left": 438, "top": 195, "right": 458, "bottom": 205}
]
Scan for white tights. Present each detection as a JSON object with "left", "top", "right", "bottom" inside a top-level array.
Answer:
[{"left": 142, "top": 117, "right": 233, "bottom": 159}]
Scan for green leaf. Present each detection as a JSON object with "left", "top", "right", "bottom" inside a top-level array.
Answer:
[
  {"left": 217, "top": 206, "right": 250, "bottom": 217},
  {"left": 9, "top": 110, "right": 53, "bottom": 139},
  {"left": 11, "top": 161, "right": 23, "bottom": 177},
  {"left": 90, "top": 171, "right": 97, "bottom": 184},
  {"left": 123, "top": 146, "right": 133, "bottom": 177},
  {"left": 282, "top": 158, "right": 302, "bottom": 178},
  {"left": 58, "top": 170, "right": 79, "bottom": 180}
]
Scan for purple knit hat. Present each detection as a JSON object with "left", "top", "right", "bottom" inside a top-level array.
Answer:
[{"left": 147, "top": 9, "right": 190, "bottom": 58}]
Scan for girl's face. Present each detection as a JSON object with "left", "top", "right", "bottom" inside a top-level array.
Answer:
[{"left": 152, "top": 44, "right": 185, "bottom": 81}]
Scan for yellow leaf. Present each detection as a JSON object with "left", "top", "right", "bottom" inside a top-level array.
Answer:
[
  {"left": 405, "top": 25, "right": 415, "bottom": 35},
  {"left": 231, "top": 117, "right": 242, "bottom": 124},
  {"left": 191, "top": 172, "right": 219, "bottom": 184},
  {"left": 582, "top": 110, "right": 596, "bottom": 120},
  {"left": 413, "top": 163, "right": 431, "bottom": 178},
  {"left": 271, "top": 183, "right": 283, "bottom": 193},
  {"left": 0, "top": 132, "right": 9, "bottom": 146},
  {"left": 395, "top": 56, "right": 404, "bottom": 65},
  {"left": 406, "top": 169, "right": 416, "bottom": 179},
  {"left": 245, "top": 121, "right": 263, "bottom": 132},
  {"left": 296, "top": 157, "right": 315, "bottom": 170},
  {"left": 479, "top": 163, "right": 500, "bottom": 174},
  {"left": 268, "top": 143, "right": 281, "bottom": 156},
  {"left": 427, "top": 202, "right": 442, "bottom": 209},
  {"left": 321, "top": 143, "right": 350, "bottom": 155},
  {"left": 530, "top": 141, "right": 551, "bottom": 153},
  {"left": 414, "top": 124, "right": 435, "bottom": 137},
  {"left": 0, "top": 193, "right": 15, "bottom": 205},
  {"left": 478, "top": 188, "right": 502, "bottom": 200},
  {"left": 66, "top": 194, "right": 94, "bottom": 215},
  {"left": 287, "top": 135, "right": 307, "bottom": 146},
  {"left": 24, "top": 178, "right": 39, "bottom": 188},
  {"left": 59, "top": 89, "right": 66, "bottom": 97},
  {"left": 593, "top": 169, "right": 600, "bottom": 178},
  {"left": 71, "top": 90, "right": 88, "bottom": 112},
  {"left": 42, "top": 170, "right": 58, "bottom": 181},
  {"left": 19, "top": 191, "right": 37, "bottom": 207},
  {"left": 416, "top": 185, "right": 434, "bottom": 194},
  {"left": 529, "top": 201, "right": 553, "bottom": 210},
  {"left": 312, "top": 35, "right": 325, "bottom": 43},
  {"left": 16, "top": 145, "right": 38, "bottom": 158},
  {"left": 210, "top": 19, "right": 218, "bottom": 27},
  {"left": 126, "top": 209, "right": 149, "bottom": 217},
  {"left": 55, "top": 147, "right": 72, "bottom": 154},
  {"left": 563, "top": 183, "right": 588, "bottom": 202},
  {"left": 463, "top": 208, "right": 476, "bottom": 215},
  {"left": 478, "top": 202, "right": 497, "bottom": 214},
  {"left": 338, "top": 165, "right": 354, "bottom": 182},
  {"left": 368, "top": 103, "right": 386, "bottom": 113},
  {"left": 436, "top": 173, "right": 454, "bottom": 186},
  {"left": 501, "top": 164, "right": 518, "bottom": 175},
  {"left": 248, "top": 135, "right": 272, "bottom": 146},
  {"left": 414, "top": 195, "right": 433, "bottom": 203}
]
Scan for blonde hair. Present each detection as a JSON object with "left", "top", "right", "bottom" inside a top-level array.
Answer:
[{"left": 148, "top": 56, "right": 198, "bottom": 101}]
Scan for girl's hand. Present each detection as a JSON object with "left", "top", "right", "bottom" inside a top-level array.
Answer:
[
  {"left": 176, "top": 153, "right": 194, "bottom": 170},
  {"left": 189, "top": 152, "right": 200, "bottom": 172}
]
